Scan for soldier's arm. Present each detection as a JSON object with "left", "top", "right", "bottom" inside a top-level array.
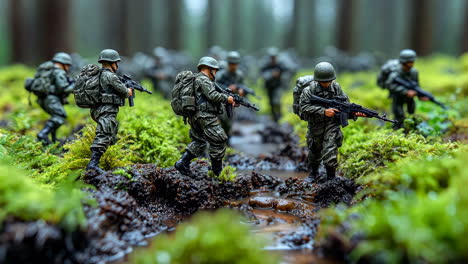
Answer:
[
  {"left": 334, "top": 83, "right": 350, "bottom": 102},
  {"left": 53, "top": 70, "right": 75, "bottom": 94},
  {"left": 198, "top": 77, "right": 228, "bottom": 104},
  {"left": 386, "top": 72, "right": 408, "bottom": 96},
  {"left": 300, "top": 87, "right": 326, "bottom": 115},
  {"left": 103, "top": 71, "right": 129, "bottom": 98}
]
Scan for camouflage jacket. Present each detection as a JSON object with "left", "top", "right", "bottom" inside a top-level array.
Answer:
[
  {"left": 216, "top": 69, "right": 245, "bottom": 88},
  {"left": 299, "top": 81, "right": 349, "bottom": 125},
  {"left": 50, "top": 65, "right": 75, "bottom": 97},
  {"left": 99, "top": 68, "right": 129, "bottom": 106},
  {"left": 386, "top": 65, "right": 419, "bottom": 98},
  {"left": 195, "top": 73, "right": 228, "bottom": 116}
]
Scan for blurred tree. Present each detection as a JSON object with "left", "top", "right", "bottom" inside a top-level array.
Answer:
[
  {"left": 462, "top": 3, "right": 468, "bottom": 53},
  {"left": 101, "top": 0, "right": 129, "bottom": 55},
  {"left": 167, "top": 0, "right": 183, "bottom": 50},
  {"left": 128, "top": 0, "right": 153, "bottom": 53},
  {"left": 284, "top": 0, "right": 300, "bottom": 50},
  {"left": 37, "top": 0, "right": 73, "bottom": 59},
  {"left": 9, "top": 0, "right": 27, "bottom": 63},
  {"left": 205, "top": 0, "right": 216, "bottom": 48},
  {"left": 409, "top": 0, "right": 433, "bottom": 56},
  {"left": 229, "top": 0, "right": 241, "bottom": 50},
  {"left": 336, "top": 0, "right": 353, "bottom": 52}
]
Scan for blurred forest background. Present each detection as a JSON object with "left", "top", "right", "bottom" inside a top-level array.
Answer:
[{"left": 1, "top": 0, "right": 467, "bottom": 66}]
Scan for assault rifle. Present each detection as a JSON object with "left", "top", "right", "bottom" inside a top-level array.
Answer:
[
  {"left": 308, "top": 95, "right": 397, "bottom": 127},
  {"left": 219, "top": 82, "right": 261, "bottom": 100},
  {"left": 119, "top": 74, "right": 153, "bottom": 107},
  {"left": 393, "top": 77, "right": 447, "bottom": 109},
  {"left": 215, "top": 83, "right": 260, "bottom": 118}
]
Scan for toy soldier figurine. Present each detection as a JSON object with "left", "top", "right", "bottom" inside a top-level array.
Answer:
[
  {"left": 299, "top": 62, "right": 366, "bottom": 180},
  {"left": 260, "top": 47, "right": 288, "bottom": 122},
  {"left": 382, "top": 49, "right": 429, "bottom": 129},
  {"left": 86, "top": 49, "right": 132, "bottom": 173},
  {"left": 35, "top": 52, "right": 75, "bottom": 144},
  {"left": 175, "top": 57, "right": 236, "bottom": 176},
  {"left": 216, "top": 51, "right": 245, "bottom": 137},
  {"left": 145, "top": 47, "right": 175, "bottom": 99}
]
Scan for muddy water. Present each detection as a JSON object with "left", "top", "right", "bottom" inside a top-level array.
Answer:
[{"left": 230, "top": 122, "right": 281, "bottom": 156}]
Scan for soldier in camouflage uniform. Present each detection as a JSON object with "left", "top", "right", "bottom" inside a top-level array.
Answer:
[
  {"left": 36, "top": 52, "right": 75, "bottom": 144},
  {"left": 385, "top": 49, "right": 428, "bottom": 129},
  {"left": 300, "top": 62, "right": 365, "bottom": 180},
  {"left": 175, "top": 57, "right": 236, "bottom": 176},
  {"left": 216, "top": 51, "right": 245, "bottom": 137},
  {"left": 260, "top": 47, "right": 289, "bottom": 122},
  {"left": 145, "top": 47, "right": 175, "bottom": 99},
  {"left": 86, "top": 49, "right": 132, "bottom": 173}
]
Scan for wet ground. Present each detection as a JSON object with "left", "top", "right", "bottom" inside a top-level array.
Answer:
[{"left": 0, "top": 120, "right": 358, "bottom": 264}]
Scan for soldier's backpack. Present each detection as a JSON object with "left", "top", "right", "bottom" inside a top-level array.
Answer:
[
  {"left": 24, "top": 61, "right": 56, "bottom": 97},
  {"left": 292, "top": 75, "right": 314, "bottom": 120},
  {"left": 171, "top": 71, "right": 197, "bottom": 117},
  {"left": 73, "top": 64, "right": 102, "bottom": 108},
  {"left": 377, "top": 59, "right": 399, "bottom": 89}
]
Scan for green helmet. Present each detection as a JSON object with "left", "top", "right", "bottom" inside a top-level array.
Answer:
[
  {"left": 267, "top": 47, "right": 279, "bottom": 57},
  {"left": 52, "top": 52, "right": 72, "bottom": 65},
  {"left": 313, "top": 62, "right": 336, "bottom": 82},
  {"left": 399, "top": 49, "right": 417, "bottom": 63},
  {"left": 227, "top": 51, "right": 241, "bottom": 64},
  {"left": 98, "top": 49, "right": 121, "bottom": 63},
  {"left": 197, "top": 56, "right": 220, "bottom": 71}
]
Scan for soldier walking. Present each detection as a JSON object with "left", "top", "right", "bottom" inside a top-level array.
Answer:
[{"left": 175, "top": 57, "right": 236, "bottom": 176}]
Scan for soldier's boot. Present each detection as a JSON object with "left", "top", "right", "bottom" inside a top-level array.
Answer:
[
  {"left": 325, "top": 166, "right": 336, "bottom": 180},
  {"left": 37, "top": 121, "right": 55, "bottom": 145},
  {"left": 50, "top": 124, "right": 60, "bottom": 143},
  {"left": 86, "top": 149, "right": 105, "bottom": 174},
  {"left": 308, "top": 164, "right": 320, "bottom": 179},
  {"left": 175, "top": 151, "right": 196, "bottom": 176},
  {"left": 211, "top": 159, "right": 223, "bottom": 176}
]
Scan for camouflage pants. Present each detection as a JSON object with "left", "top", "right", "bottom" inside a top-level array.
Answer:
[
  {"left": 90, "top": 105, "right": 119, "bottom": 153},
  {"left": 306, "top": 122, "right": 343, "bottom": 169},
  {"left": 186, "top": 114, "right": 228, "bottom": 160},
  {"left": 37, "top": 95, "right": 66, "bottom": 126},
  {"left": 392, "top": 96, "right": 415, "bottom": 128},
  {"left": 266, "top": 87, "right": 282, "bottom": 122},
  {"left": 219, "top": 108, "right": 232, "bottom": 138}
]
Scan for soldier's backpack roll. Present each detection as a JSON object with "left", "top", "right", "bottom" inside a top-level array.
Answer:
[
  {"left": 25, "top": 61, "right": 56, "bottom": 97},
  {"left": 74, "top": 64, "right": 102, "bottom": 108},
  {"left": 171, "top": 71, "right": 197, "bottom": 117}
]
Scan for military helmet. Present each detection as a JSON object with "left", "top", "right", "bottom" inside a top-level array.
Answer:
[
  {"left": 267, "top": 47, "right": 279, "bottom": 57},
  {"left": 227, "top": 51, "right": 241, "bottom": 64},
  {"left": 313, "top": 62, "right": 336, "bottom": 82},
  {"left": 98, "top": 49, "right": 121, "bottom": 63},
  {"left": 52, "top": 52, "right": 72, "bottom": 65},
  {"left": 399, "top": 49, "right": 417, "bottom": 63},
  {"left": 197, "top": 56, "right": 220, "bottom": 71},
  {"left": 153, "top": 46, "right": 167, "bottom": 58}
]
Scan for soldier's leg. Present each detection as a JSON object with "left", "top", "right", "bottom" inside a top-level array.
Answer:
[
  {"left": 392, "top": 97, "right": 405, "bottom": 129},
  {"left": 322, "top": 125, "right": 343, "bottom": 179},
  {"left": 307, "top": 128, "right": 324, "bottom": 178},
  {"left": 87, "top": 111, "right": 118, "bottom": 173},
  {"left": 37, "top": 97, "right": 66, "bottom": 144},
  {"left": 407, "top": 98, "right": 416, "bottom": 115},
  {"left": 176, "top": 118, "right": 206, "bottom": 175},
  {"left": 219, "top": 109, "right": 232, "bottom": 140},
  {"left": 203, "top": 118, "right": 228, "bottom": 176}
]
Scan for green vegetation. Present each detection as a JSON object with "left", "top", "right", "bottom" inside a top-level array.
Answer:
[
  {"left": 130, "top": 209, "right": 279, "bottom": 264},
  {"left": 0, "top": 155, "right": 90, "bottom": 231},
  {"left": 208, "top": 165, "right": 237, "bottom": 182}
]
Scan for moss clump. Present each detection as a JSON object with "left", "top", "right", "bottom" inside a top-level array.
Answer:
[
  {"left": 208, "top": 165, "right": 237, "bottom": 182},
  {"left": 130, "top": 209, "right": 279, "bottom": 264},
  {"left": 0, "top": 155, "right": 91, "bottom": 231}
]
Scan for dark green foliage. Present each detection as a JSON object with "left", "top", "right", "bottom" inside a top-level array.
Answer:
[
  {"left": 130, "top": 209, "right": 279, "bottom": 264},
  {"left": 208, "top": 165, "right": 237, "bottom": 182}
]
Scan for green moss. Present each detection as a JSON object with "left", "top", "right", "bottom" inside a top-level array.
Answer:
[
  {"left": 130, "top": 209, "right": 279, "bottom": 264},
  {"left": 113, "top": 167, "right": 132, "bottom": 179},
  {"left": 208, "top": 165, "right": 237, "bottom": 182},
  {"left": 0, "top": 155, "right": 91, "bottom": 231}
]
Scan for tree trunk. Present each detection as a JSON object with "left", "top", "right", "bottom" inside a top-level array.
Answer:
[
  {"left": 129, "top": 0, "right": 153, "bottom": 53},
  {"left": 230, "top": 0, "right": 241, "bottom": 50},
  {"left": 9, "top": 0, "right": 27, "bottom": 63},
  {"left": 205, "top": 0, "right": 216, "bottom": 49},
  {"left": 336, "top": 0, "right": 354, "bottom": 52},
  {"left": 461, "top": 3, "right": 468, "bottom": 53},
  {"left": 37, "top": 0, "right": 73, "bottom": 60},
  {"left": 285, "top": 0, "right": 300, "bottom": 49},
  {"left": 167, "top": 0, "right": 183, "bottom": 50},
  {"left": 101, "top": 0, "right": 129, "bottom": 56},
  {"left": 409, "top": 0, "right": 433, "bottom": 56}
]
